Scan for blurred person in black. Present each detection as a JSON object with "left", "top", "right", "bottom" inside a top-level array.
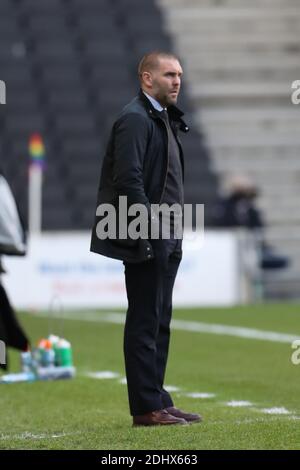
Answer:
[
  {"left": 0, "top": 260, "right": 29, "bottom": 370},
  {"left": 91, "top": 51, "right": 202, "bottom": 426},
  {"left": 213, "top": 175, "right": 289, "bottom": 270},
  {"left": 0, "top": 169, "right": 29, "bottom": 371}
]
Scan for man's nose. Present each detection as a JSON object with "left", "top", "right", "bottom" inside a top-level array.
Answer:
[{"left": 173, "top": 76, "right": 181, "bottom": 87}]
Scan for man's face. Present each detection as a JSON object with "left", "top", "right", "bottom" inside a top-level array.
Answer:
[{"left": 144, "top": 58, "right": 183, "bottom": 107}]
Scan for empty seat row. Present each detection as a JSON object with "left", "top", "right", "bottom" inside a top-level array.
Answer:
[{"left": 0, "top": 0, "right": 218, "bottom": 230}]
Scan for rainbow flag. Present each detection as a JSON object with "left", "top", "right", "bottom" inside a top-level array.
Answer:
[{"left": 29, "top": 133, "right": 45, "bottom": 168}]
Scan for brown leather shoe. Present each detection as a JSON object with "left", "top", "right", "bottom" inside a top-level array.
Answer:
[
  {"left": 133, "top": 409, "right": 188, "bottom": 426},
  {"left": 165, "top": 406, "right": 202, "bottom": 423}
]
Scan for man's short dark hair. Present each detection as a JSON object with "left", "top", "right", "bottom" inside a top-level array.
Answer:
[{"left": 138, "top": 51, "right": 180, "bottom": 80}]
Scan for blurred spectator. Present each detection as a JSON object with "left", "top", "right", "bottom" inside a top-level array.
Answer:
[
  {"left": 0, "top": 170, "right": 29, "bottom": 371},
  {"left": 213, "top": 175, "right": 289, "bottom": 270}
]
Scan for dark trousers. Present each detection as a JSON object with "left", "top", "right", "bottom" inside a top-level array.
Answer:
[
  {"left": 123, "top": 238, "right": 182, "bottom": 416},
  {"left": 0, "top": 282, "right": 29, "bottom": 370}
]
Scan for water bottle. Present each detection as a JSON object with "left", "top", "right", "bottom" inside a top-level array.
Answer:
[
  {"left": 0, "top": 371, "right": 36, "bottom": 383},
  {"left": 38, "top": 339, "right": 55, "bottom": 367},
  {"left": 55, "top": 339, "right": 73, "bottom": 367},
  {"left": 37, "top": 365, "right": 76, "bottom": 381},
  {"left": 20, "top": 351, "right": 33, "bottom": 373}
]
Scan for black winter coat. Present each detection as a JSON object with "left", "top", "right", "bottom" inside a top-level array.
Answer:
[{"left": 90, "top": 90, "right": 189, "bottom": 263}]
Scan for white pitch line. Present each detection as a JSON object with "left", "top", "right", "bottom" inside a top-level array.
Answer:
[
  {"left": 85, "top": 371, "right": 120, "bottom": 380},
  {"left": 226, "top": 400, "right": 253, "bottom": 407},
  {"left": 28, "top": 310, "right": 300, "bottom": 344},
  {"left": 82, "top": 370, "right": 299, "bottom": 419},
  {"left": 185, "top": 392, "right": 216, "bottom": 399},
  {"left": 0, "top": 431, "right": 78, "bottom": 441},
  {"left": 260, "top": 407, "right": 291, "bottom": 415},
  {"left": 171, "top": 319, "right": 299, "bottom": 344},
  {"left": 234, "top": 416, "right": 296, "bottom": 425},
  {"left": 165, "top": 385, "right": 181, "bottom": 392}
]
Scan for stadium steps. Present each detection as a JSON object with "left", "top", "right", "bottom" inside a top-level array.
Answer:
[{"left": 158, "top": 0, "right": 300, "bottom": 298}]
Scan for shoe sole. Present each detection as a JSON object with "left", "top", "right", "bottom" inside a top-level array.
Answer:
[
  {"left": 185, "top": 418, "right": 202, "bottom": 424},
  {"left": 132, "top": 421, "right": 190, "bottom": 427}
]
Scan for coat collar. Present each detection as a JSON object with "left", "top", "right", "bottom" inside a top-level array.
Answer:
[{"left": 138, "top": 89, "right": 190, "bottom": 133}]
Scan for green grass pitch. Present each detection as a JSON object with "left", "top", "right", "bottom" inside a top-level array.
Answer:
[{"left": 1, "top": 304, "right": 300, "bottom": 450}]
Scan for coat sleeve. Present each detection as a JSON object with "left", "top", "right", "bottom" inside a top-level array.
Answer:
[{"left": 112, "top": 112, "right": 151, "bottom": 213}]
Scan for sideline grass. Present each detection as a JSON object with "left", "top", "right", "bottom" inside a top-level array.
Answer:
[{"left": 1, "top": 305, "right": 300, "bottom": 450}]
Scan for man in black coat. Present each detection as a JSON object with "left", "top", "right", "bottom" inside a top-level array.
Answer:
[{"left": 91, "top": 51, "right": 201, "bottom": 426}]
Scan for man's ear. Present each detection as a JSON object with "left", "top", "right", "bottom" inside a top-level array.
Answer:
[{"left": 142, "top": 71, "right": 153, "bottom": 88}]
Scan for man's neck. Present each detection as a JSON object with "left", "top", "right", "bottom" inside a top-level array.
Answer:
[{"left": 142, "top": 90, "right": 165, "bottom": 111}]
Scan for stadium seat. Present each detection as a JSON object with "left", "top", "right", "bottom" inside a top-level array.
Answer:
[
  {"left": 4, "top": 113, "right": 45, "bottom": 135},
  {"left": 34, "top": 41, "right": 76, "bottom": 60},
  {"left": 18, "top": 0, "right": 66, "bottom": 14},
  {"left": 40, "top": 65, "right": 83, "bottom": 87},
  {"left": 0, "top": 0, "right": 218, "bottom": 230},
  {"left": 26, "top": 15, "right": 71, "bottom": 37},
  {"left": 5, "top": 90, "right": 39, "bottom": 112},
  {"left": 46, "top": 89, "right": 89, "bottom": 113},
  {"left": 0, "top": 18, "right": 20, "bottom": 38},
  {"left": 0, "top": 64, "right": 32, "bottom": 86},
  {"left": 54, "top": 113, "right": 96, "bottom": 137}
]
